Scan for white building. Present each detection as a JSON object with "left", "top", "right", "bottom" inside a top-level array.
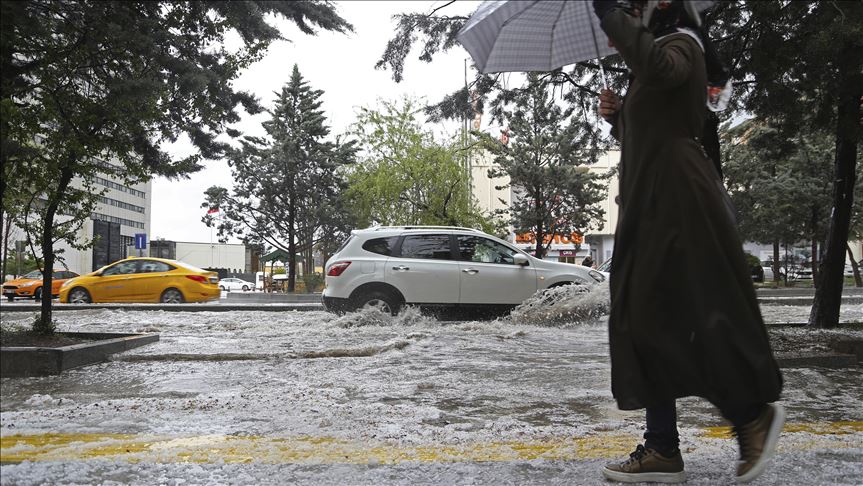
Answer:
[
  {"left": 150, "top": 240, "right": 249, "bottom": 274},
  {"left": 55, "top": 158, "right": 152, "bottom": 275}
]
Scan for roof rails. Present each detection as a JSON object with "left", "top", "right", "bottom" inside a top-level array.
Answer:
[{"left": 367, "top": 225, "right": 482, "bottom": 232}]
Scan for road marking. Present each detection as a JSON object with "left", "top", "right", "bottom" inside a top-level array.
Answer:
[{"left": 2, "top": 422, "right": 860, "bottom": 464}]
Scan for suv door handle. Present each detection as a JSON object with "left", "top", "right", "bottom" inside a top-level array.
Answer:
[
  {"left": 462, "top": 268, "right": 479, "bottom": 275},
  {"left": 392, "top": 265, "right": 410, "bottom": 271}
]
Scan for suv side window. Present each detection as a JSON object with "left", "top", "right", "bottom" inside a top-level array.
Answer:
[
  {"left": 399, "top": 234, "right": 454, "bottom": 260},
  {"left": 362, "top": 237, "right": 399, "bottom": 256},
  {"left": 457, "top": 235, "right": 517, "bottom": 264}
]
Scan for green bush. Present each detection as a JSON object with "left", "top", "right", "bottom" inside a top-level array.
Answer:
[{"left": 302, "top": 272, "right": 324, "bottom": 293}]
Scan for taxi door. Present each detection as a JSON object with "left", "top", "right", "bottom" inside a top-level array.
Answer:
[
  {"left": 135, "top": 260, "right": 176, "bottom": 302},
  {"left": 89, "top": 260, "right": 141, "bottom": 302}
]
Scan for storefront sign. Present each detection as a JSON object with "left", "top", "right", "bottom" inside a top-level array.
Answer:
[{"left": 515, "top": 232, "right": 583, "bottom": 246}]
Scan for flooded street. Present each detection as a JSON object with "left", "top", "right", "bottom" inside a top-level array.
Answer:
[{"left": 2, "top": 287, "right": 862, "bottom": 484}]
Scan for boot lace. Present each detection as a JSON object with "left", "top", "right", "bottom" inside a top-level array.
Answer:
[{"left": 624, "top": 444, "right": 649, "bottom": 465}]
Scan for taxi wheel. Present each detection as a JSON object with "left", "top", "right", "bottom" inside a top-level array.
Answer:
[
  {"left": 34, "top": 287, "right": 43, "bottom": 301},
  {"left": 68, "top": 287, "right": 92, "bottom": 304},
  {"left": 160, "top": 288, "right": 185, "bottom": 304}
]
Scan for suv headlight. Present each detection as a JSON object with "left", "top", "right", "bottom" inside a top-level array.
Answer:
[{"left": 588, "top": 270, "right": 605, "bottom": 283}]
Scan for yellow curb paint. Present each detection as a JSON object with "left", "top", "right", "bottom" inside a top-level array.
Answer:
[
  {"left": 700, "top": 421, "right": 863, "bottom": 439},
  {"left": 2, "top": 422, "right": 861, "bottom": 465}
]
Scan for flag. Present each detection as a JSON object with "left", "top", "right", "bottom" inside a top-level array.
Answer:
[{"left": 207, "top": 207, "right": 219, "bottom": 215}]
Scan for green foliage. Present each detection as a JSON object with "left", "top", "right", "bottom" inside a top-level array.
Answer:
[
  {"left": 723, "top": 119, "right": 832, "bottom": 247},
  {"left": 2, "top": 248, "right": 39, "bottom": 276},
  {"left": 484, "top": 75, "right": 609, "bottom": 258},
  {"left": 345, "top": 97, "right": 498, "bottom": 231},
  {"left": 1, "top": 0, "right": 352, "bottom": 333},
  {"left": 203, "top": 65, "right": 356, "bottom": 292},
  {"left": 302, "top": 272, "right": 324, "bottom": 293}
]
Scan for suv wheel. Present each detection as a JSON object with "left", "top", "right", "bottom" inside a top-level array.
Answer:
[{"left": 353, "top": 290, "right": 401, "bottom": 316}]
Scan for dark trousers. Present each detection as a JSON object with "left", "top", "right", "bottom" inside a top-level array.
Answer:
[{"left": 644, "top": 400, "right": 764, "bottom": 456}]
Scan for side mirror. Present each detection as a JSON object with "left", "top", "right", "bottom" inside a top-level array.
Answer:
[{"left": 513, "top": 254, "right": 529, "bottom": 266}]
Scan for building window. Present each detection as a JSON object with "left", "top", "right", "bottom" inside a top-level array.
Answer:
[
  {"left": 93, "top": 176, "right": 146, "bottom": 199},
  {"left": 91, "top": 213, "right": 145, "bottom": 230},
  {"left": 97, "top": 196, "right": 146, "bottom": 213}
]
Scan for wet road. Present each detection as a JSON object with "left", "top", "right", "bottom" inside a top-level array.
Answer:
[{"left": 1, "top": 287, "right": 861, "bottom": 485}]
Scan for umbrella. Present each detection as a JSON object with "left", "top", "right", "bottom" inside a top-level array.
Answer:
[{"left": 457, "top": 0, "right": 715, "bottom": 86}]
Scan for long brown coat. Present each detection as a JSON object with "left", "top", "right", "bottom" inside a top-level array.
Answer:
[{"left": 601, "top": 10, "right": 782, "bottom": 411}]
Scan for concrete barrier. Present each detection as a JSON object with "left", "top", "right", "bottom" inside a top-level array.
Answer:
[
  {"left": 224, "top": 292, "right": 322, "bottom": 303},
  {"left": 1, "top": 332, "right": 159, "bottom": 378}
]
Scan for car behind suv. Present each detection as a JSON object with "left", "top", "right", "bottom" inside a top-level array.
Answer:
[{"left": 322, "top": 226, "right": 606, "bottom": 315}]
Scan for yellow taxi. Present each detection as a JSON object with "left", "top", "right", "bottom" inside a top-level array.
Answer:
[
  {"left": 3, "top": 269, "right": 80, "bottom": 301},
  {"left": 58, "top": 257, "right": 220, "bottom": 304}
]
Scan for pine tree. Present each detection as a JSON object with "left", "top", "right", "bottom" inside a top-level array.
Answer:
[
  {"left": 204, "top": 65, "right": 355, "bottom": 292},
  {"left": 486, "top": 75, "right": 608, "bottom": 259}
]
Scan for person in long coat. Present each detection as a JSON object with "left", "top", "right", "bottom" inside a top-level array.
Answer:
[{"left": 592, "top": 1, "right": 784, "bottom": 483}]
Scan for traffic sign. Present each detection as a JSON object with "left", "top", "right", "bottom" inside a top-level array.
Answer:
[{"left": 134, "top": 233, "right": 147, "bottom": 250}]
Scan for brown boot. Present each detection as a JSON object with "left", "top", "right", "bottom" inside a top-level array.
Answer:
[
  {"left": 734, "top": 403, "right": 785, "bottom": 483},
  {"left": 601, "top": 444, "right": 685, "bottom": 483}
]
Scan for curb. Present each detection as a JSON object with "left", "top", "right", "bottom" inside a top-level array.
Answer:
[
  {"left": 0, "top": 303, "right": 324, "bottom": 313},
  {"left": 1, "top": 332, "right": 159, "bottom": 377}
]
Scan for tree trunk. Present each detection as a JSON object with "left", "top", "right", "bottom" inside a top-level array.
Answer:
[
  {"left": 1, "top": 215, "right": 11, "bottom": 280},
  {"left": 809, "top": 41, "right": 862, "bottom": 328},
  {"left": 811, "top": 238, "right": 819, "bottom": 288},
  {"left": 35, "top": 167, "right": 74, "bottom": 335},
  {"left": 772, "top": 241, "right": 780, "bottom": 284},
  {"left": 846, "top": 243, "right": 862, "bottom": 288},
  {"left": 287, "top": 205, "right": 296, "bottom": 293}
]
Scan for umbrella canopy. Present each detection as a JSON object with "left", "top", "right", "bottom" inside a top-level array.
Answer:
[{"left": 458, "top": 0, "right": 715, "bottom": 75}]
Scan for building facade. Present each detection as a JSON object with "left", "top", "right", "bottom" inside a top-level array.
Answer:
[{"left": 54, "top": 159, "right": 152, "bottom": 275}]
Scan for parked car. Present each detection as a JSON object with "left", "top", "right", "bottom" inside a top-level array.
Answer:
[
  {"left": 322, "top": 226, "right": 607, "bottom": 315},
  {"left": 2, "top": 269, "right": 79, "bottom": 301},
  {"left": 58, "top": 257, "right": 219, "bottom": 304},
  {"left": 219, "top": 277, "right": 255, "bottom": 292}
]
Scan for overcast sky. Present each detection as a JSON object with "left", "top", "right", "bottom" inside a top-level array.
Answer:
[{"left": 151, "top": 1, "right": 483, "bottom": 244}]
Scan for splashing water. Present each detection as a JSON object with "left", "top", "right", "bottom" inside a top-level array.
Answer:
[
  {"left": 506, "top": 282, "right": 611, "bottom": 326},
  {"left": 327, "top": 305, "right": 440, "bottom": 328}
]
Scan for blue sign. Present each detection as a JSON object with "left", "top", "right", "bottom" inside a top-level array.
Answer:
[{"left": 134, "top": 233, "right": 147, "bottom": 250}]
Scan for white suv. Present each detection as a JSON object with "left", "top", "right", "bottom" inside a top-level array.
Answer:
[{"left": 322, "top": 226, "right": 606, "bottom": 315}]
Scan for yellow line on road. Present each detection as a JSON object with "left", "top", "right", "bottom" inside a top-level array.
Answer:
[{"left": 2, "top": 422, "right": 860, "bottom": 465}]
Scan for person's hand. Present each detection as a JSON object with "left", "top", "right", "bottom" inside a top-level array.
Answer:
[{"left": 598, "top": 88, "right": 621, "bottom": 123}]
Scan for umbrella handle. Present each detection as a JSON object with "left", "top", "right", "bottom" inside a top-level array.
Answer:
[{"left": 585, "top": 1, "right": 608, "bottom": 90}]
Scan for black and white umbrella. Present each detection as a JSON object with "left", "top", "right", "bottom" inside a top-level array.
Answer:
[{"left": 457, "top": 0, "right": 715, "bottom": 86}]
